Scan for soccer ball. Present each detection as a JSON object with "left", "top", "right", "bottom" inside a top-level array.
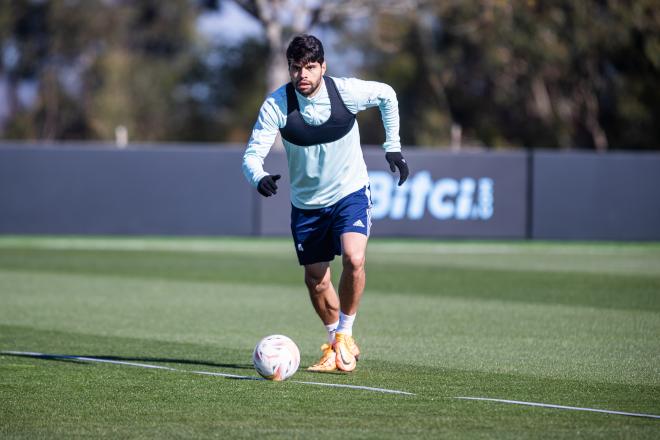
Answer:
[{"left": 252, "top": 334, "right": 300, "bottom": 381}]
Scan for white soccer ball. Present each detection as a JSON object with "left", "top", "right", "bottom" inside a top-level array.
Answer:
[{"left": 252, "top": 334, "right": 300, "bottom": 381}]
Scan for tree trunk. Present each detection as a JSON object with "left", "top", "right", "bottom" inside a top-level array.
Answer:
[
  {"left": 264, "top": 20, "right": 289, "bottom": 94},
  {"left": 41, "top": 68, "right": 59, "bottom": 140},
  {"left": 581, "top": 85, "right": 608, "bottom": 151}
]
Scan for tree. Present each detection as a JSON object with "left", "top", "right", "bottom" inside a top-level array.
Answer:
[
  {"left": 0, "top": 0, "right": 202, "bottom": 141},
  {"left": 346, "top": 0, "right": 660, "bottom": 150},
  {"left": 2, "top": 0, "right": 658, "bottom": 149},
  {"left": 230, "top": 0, "right": 416, "bottom": 93}
]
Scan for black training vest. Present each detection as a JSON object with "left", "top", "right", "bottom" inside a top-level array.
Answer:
[{"left": 279, "top": 76, "right": 356, "bottom": 146}]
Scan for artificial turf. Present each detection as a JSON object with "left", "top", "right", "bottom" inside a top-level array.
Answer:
[{"left": 1, "top": 236, "right": 659, "bottom": 438}]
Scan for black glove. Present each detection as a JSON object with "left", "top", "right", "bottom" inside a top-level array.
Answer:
[
  {"left": 385, "top": 152, "right": 409, "bottom": 186},
  {"left": 257, "top": 174, "right": 281, "bottom": 197}
]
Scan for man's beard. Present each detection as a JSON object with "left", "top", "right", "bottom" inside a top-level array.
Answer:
[{"left": 295, "top": 77, "right": 322, "bottom": 96}]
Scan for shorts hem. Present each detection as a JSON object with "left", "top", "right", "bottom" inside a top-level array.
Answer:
[
  {"left": 339, "top": 227, "right": 369, "bottom": 237},
  {"left": 297, "top": 254, "right": 336, "bottom": 266}
]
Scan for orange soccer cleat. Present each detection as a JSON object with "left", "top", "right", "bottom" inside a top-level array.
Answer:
[
  {"left": 307, "top": 343, "right": 337, "bottom": 372},
  {"left": 334, "top": 332, "right": 359, "bottom": 372}
]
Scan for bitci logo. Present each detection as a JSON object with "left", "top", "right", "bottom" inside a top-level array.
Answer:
[{"left": 369, "top": 171, "right": 494, "bottom": 221}]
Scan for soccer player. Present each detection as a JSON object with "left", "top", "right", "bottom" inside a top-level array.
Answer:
[{"left": 242, "top": 34, "right": 408, "bottom": 372}]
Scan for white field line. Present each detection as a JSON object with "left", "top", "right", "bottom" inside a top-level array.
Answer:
[
  {"left": 4, "top": 351, "right": 659, "bottom": 417},
  {"left": 455, "top": 396, "right": 660, "bottom": 420},
  {"left": 190, "top": 370, "right": 262, "bottom": 380},
  {"left": 1, "top": 351, "right": 178, "bottom": 370},
  {"left": 0, "top": 351, "right": 413, "bottom": 396},
  {"left": 71, "top": 356, "right": 177, "bottom": 371}
]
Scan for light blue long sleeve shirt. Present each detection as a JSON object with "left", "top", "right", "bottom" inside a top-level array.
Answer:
[{"left": 243, "top": 76, "right": 401, "bottom": 209}]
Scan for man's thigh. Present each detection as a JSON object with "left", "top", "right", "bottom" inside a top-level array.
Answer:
[
  {"left": 291, "top": 206, "right": 336, "bottom": 265},
  {"left": 340, "top": 232, "right": 368, "bottom": 261},
  {"left": 331, "top": 186, "right": 372, "bottom": 253}
]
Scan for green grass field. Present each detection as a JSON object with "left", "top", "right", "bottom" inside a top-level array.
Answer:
[{"left": 1, "top": 236, "right": 659, "bottom": 438}]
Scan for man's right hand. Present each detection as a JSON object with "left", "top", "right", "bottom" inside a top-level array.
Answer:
[{"left": 257, "top": 174, "right": 281, "bottom": 197}]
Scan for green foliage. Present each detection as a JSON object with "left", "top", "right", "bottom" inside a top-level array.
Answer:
[
  {"left": 177, "top": 39, "right": 268, "bottom": 142},
  {"left": 1, "top": 0, "right": 203, "bottom": 141},
  {"left": 348, "top": 0, "right": 660, "bottom": 150}
]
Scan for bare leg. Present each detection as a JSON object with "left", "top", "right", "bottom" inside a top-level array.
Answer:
[
  {"left": 304, "top": 262, "right": 339, "bottom": 325},
  {"left": 338, "top": 232, "right": 368, "bottom": 315}
]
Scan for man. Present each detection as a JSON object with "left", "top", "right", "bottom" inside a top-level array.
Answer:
[{"left": 242, "top": 34, "right": 408, "bottom": 372}]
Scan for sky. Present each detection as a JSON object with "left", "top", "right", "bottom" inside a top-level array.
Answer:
[{"left": 196, "top": 1, "right": 264, "bottom": 45}]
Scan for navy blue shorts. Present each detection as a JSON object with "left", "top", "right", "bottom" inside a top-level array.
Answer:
[{"left": 291, "top": 186, "right": 372, "bottom": 266}]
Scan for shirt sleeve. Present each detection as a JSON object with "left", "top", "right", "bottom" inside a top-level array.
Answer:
[
  {"left": 336, "top": 77, "right": 402, "bottom": 152},
  {"left": 242, "top": 96, "right": 284, "bottom": 187}
]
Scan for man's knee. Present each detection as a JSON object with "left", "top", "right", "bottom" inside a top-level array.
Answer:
[
  {"left": 342, "top": 251, "right": 365, "bottom": 273},
  {"left": 340, "top": 232, "right": 367, "bottom": 274}
]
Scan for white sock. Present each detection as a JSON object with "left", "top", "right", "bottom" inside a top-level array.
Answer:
[
  {"left": 325, "top": 321, "right": 339, "bottom": 344},
  {"left": 336, "top": 312, "right": 356, "bottom": 336}
]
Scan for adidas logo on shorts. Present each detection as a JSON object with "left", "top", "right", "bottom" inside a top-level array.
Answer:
[{"left": 352, "top": 219, "right": 365, "bottom": 228}]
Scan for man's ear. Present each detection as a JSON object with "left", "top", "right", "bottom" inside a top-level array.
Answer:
[{"left": 321, "top": 62, "right": 327, "bottom": 75}]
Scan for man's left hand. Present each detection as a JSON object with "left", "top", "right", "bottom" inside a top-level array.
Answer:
[{"left": 385, "top": 152, "right": 409, "bottom": 186}]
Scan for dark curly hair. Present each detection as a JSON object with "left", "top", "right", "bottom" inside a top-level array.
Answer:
[{"left": 286, "top": 34, "right": 324, "bottom": 66}]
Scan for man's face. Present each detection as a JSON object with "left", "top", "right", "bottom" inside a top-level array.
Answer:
[{"left": 289, "top": 60, "right": 327, "bottom": 97}]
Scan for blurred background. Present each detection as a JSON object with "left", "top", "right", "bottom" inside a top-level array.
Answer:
[
  {"left": 1, "top": 0, "right": 659, "bottom": 150},
  {"left": 1, "top": 0, "right": 659, "bottom": 241}
]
